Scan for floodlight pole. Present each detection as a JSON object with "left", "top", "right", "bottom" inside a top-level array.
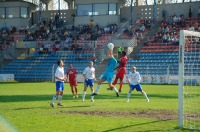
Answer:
[
  {"left": 153, "top": 0, "right": 157, "bottom": 22},
  {"left": 58, "top": 0, "right": 61, "bottom": 28},
  {"left": 130, "top": 0, "right": 134, "bottom": 26},
  {"left": 39, "top": 0, "right": 42, "bottom": 25}
]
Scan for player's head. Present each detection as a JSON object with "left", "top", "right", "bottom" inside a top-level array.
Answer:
[
  {"left": 68, "top": 63, "right": 73, "bottom": 68},
  {"left": 57, "top": 60, "right": 63, "bottom": 67},
  {"left": 122, "top": 51, "right": 126, "bottom": 57},
  {"left": 89, "top": 61, "right": 93, "bottom": 67},
  {"left": 132, "top": 66, "right": 136, "bottom": 72}
]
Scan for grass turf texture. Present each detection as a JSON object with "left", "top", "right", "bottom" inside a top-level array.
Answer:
[{"left": 0, "top": 82, "right": 196, "bottom": 132}]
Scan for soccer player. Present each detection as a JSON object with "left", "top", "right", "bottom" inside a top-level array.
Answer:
[
  {"left": 82, "top": 61, "right": 96, "bottom": 102},
  {"left": 50, "top": 60, "right": 66, "bottom": 107},
  {"left": 126, "top": 66, "right": 149, "bottom": 102},
  {"left": 107, "top": 51, "right": 128, "bottom": 92},
  {"left": 66, "top": 63, "right": 78, "bottom": 98},
  {"left": 91, "top": 43, "right": 119, "bottom": 97}
]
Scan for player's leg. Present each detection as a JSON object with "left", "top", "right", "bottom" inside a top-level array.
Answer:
[
  {"left": 90, "top": 86, "right": 94, "bottom": 102},
  {"left": 75, "top": 86, "right": 78, "bottom": 98},
  {"left": 89, "top": 79, "right": 95, "bottom": 102},
  {"left": 137, "top": 84, "right": 149, "bottom": 102},
  {"left": 112, "top": 76, "right": 119, "bottom": 86},
  {"left": 57, "top": 91, "right": 63, "bottom": 106},
  {"left": 107, "top": 76, "right": 118, "bottom": 91},
  {"left": 50, "top": 81, "right": 60, "bottom": 107},
  {"left": 118, "top": 77, "right": 124, "bottom": 92},
  {"left": 57, "top": 82, "right": 64, "bottom": 106},
  {"left": 50, "top": 91, "right": 58, "bottom": 107},
  {"left": 126, "top": 84, "right": 134, "bottom": 102},
  {"left": 109, "top": 82, "right": 119, "bottom": 97},
  {"left": 82, "top": 85, "right": 87, "bottom": 102},
  {"left": 118, "top": 68, "right": 126, "bottom": 92},
  {"left": 91, "top": 78, "right": 104, "bottom": 96},
  {"left": 140, "top": 90, "right": 149, "bottom": 102},
  {"left": 70, "top": 84, "right": 75, "bottom": 98}
]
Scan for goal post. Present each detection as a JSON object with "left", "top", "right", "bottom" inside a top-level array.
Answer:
[{"left": 178, "top": 30, "right": 200, "bottom": 130}]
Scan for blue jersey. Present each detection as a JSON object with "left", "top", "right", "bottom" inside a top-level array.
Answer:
[
  {"left": 105, "top": 57, "right": 117, "bottom": 73},
  {"left": 101, "top": 57, "right": 117, "bottom": 83}
]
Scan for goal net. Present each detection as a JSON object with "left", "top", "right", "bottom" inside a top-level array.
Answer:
[{"left": 178, "top": 30, "right": 200, "bottom": 130}]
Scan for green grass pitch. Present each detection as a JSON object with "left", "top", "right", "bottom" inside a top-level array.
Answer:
[{"left": 0, "top": 82, "right": 194, "bottom": 132}]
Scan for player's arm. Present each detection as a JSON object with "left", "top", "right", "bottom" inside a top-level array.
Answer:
[
  {"left": 137, "top": 73, "right": 141, "bottom": 83},
  {"left": 66, "top": 70, "right": 69, "bottom": 81},
  {"left": 75, "top": 69, "right": 78, "bottom": 80},
  {"left": 55, "top": 76, "right": 66, "bottom": 81},
  {"left": 107, "top": 49, "right": 113, "bottom": 58},
  {"left": 83, "top": 74, "right": 87, "bottom": 81}
]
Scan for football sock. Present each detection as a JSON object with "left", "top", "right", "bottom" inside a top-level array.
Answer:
[
  {"left": 91, "top": 91, "right": 94, "bottom": 100},
  {"left": 143, "top": 92, "right": 148, "bottom": 99},
  {"left": 113, "top": 86, "right": 118, "bottom": 93},
  {"left": 127, "top": 92, "right": 131, "bottom": 99},
  {"left": 95, "top": 85, "right": 101, "bottom": 93},
  {"left": 58, "top": 95, "right": 62, "bottom": 104},
  {"left": 51, "top": 95, "right": 57, "bottom": 103},
  {"left": 82, "top": 91, "right": 86, "bottom": 101}
]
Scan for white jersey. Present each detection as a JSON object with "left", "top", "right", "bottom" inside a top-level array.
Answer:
[
  {"left": 83, "top": 67, "right": 95, "bottom": 79},
  {"left": 127, "top": 71, "right": 141, "bottom": 85},
  {"left": 55, "top": 66, "right": 65, "bottom": 82}
]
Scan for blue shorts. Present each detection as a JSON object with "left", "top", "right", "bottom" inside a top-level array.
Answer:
[
  {"left": 56, "top": 81, "right": 64, "bottom": 91},
  {"left": 101, "top": 72, "right": 114, "bottom": 83},
  {"left": 84, "top": 79, "right": 94, "bottom": 87},
  {"left": 130, "top": 84, "right": 143, "bottom": 91}
]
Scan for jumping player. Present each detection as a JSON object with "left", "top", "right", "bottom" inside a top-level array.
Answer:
[
  {"left": 91, "top": 43, "right": 119, "bottom": 97},
  {"left": 66, "top": 63, "right": 78, "bottom": 98},
  {"left": 126, "top": 66, "right": 149, "bottom": 102},
  {"left": 50, "top": 60, "right": 66, "bottom": 107},
  {"left": 82, "top": 61, "right": 96, "bottom": 102},
  {"left": 107, "top": 51, "right": 128, "bottom": 92}
]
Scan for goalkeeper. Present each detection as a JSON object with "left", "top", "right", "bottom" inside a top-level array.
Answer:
[
  {"left": 91, "top": 43, "right": 119, "bottom": 97},
  {"left": 107, "top": 51, "right": 128, "bottom": 92}
]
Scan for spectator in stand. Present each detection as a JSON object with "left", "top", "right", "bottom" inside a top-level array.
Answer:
[
  {"left": 166, "top": 33, "right": 171, "bottom": 42},
  {"left": 139, "top": 24, "right": 145, "bottom": 32},
  {"left": 188, "top": 23, "right": 195, "bottom": 31},
  {"left": 172, "top": 35, "right": 179, "bottom": 45},
  {"left": 144, "top": 37, "right": 150, "bottom": 46},
  {"left": 91, "top": 54, "right": 97, "bottom": 64},
  {"left": 154, "top": 33, "right": 159, "bottom": 42},
  {"left": 55, "top": 43, "right": 60, "bottom": 51},
  {"left": 162, "top": 33, "right": 168, "bottom": 46},
  {"left": 146, "top": 20, "right": 152, "bottom": 30},
  {"left": 162, "top": 18, "right": 166, "bottom": 25}
]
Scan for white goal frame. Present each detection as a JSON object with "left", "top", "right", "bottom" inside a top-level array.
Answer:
[{"left": 178, "top": 30, "right": 200, "bottom": 129}]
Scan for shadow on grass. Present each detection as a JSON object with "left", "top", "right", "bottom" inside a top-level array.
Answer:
[
  {"left": 103, "top": 120, "right": 180, "bottom": 132},
  {"left": 0, "top": 92, "right": 177, "bottom": 102}
]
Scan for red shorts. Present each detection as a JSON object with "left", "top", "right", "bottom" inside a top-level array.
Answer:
[
  {"left": 69, "top": 80, "right": 77, "bottom": 87},
  {"left": 116, "top": 67, "right": 126, "bottom": 79}
]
